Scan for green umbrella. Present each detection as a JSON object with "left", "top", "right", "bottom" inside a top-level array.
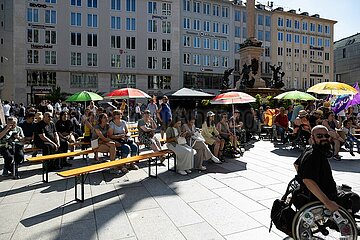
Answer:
[
  {"left": 66, "top": 91, "right": 103, "bottom": 102},
  {"left": 274, "top": 90, "right": 317, "bottom": 101}
]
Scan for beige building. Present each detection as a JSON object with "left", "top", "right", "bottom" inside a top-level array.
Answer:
[
  {"left": 270, "top": 7, "right": 336, "bottom": 90},
  {"left": 0, "top": 0, "right": 336, "bottom": 104}
]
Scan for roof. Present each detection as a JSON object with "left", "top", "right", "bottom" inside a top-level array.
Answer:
[{"left": 334, "top": 33, "right": 360, "bottom": 49}]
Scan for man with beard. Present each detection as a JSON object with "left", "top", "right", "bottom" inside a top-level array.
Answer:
[{"left": 294, "top": 125, "right": 360, "bottom": 216}]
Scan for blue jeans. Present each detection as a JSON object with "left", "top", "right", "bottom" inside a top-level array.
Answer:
[
  {"left": 347, "top": 135, "right": 360, "bottom": 153},
  {"left": 276, "top": 126, "right": 286, "bottom": 142},
  {"left": 119, "top": 142, "right": 138, "bottom": 158}
]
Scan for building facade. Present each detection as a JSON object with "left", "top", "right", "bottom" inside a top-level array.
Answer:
[
  {"left": 334, "top": 33, "right": 360, "bottom": 86},
  {"left": 0, "top": 0, "right": 336, "bottom": 104}
]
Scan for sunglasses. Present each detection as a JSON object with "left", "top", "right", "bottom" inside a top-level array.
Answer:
[{"left": 314, "top": 133, "right": 330, "bottom": 139}]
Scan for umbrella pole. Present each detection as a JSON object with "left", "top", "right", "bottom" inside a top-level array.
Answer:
[{"left": 127, "top": 98, "right": 130, "bottom": 122}]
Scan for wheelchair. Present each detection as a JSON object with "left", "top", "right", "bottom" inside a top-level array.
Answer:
[
  {"left": 274, "top": 177, "right": 359, "bottom": 239},
  {"left": 286, "top": 128, "right": 310, "bottom": 151}
]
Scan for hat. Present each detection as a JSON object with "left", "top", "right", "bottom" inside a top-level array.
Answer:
[
  {"left": 206, "top": 111, "right": 215, "bottom": 117},
  {"left": 298, "top": 110, "right": 308, "bottom": 117},
  {"left": 315, "top": 109, "right": 323, "bottom": 115},
  {"left": 323, "top": 101, "right": 331, "bottom": 108},
  {"left": 143, "top": 110, "right": 151, "bottom": 114}
]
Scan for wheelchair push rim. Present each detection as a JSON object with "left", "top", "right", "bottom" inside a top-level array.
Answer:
[{"left": 292, "top": 201, "right": 358, "bottom": 240}]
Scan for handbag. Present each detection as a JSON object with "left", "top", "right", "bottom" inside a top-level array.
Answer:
[
  {"left": 91, "top": 138, "right": 99, "bottom": 149},
  {"left": 177, "top": 136, "right": 187, "bottom": 145}
]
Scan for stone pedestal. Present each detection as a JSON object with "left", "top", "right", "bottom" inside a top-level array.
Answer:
[{"left": 238, "top": 45, "right": 266, "bottom": 88}]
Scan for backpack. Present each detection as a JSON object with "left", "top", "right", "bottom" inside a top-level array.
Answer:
[{"left": 269, "top": 198, "right": 296, "bottom": 236}]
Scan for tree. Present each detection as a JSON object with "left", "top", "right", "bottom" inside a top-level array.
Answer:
[{"left": 46, "top": 86, "right": 69, "bottom": 103}]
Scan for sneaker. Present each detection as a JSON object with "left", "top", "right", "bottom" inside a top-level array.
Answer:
[
  {"left": 211, "top": 156, "right": 222, "bottom": 164},
  {"left": 185, "top": 169, "right": 192, "bottom": 174},
  {"left": 198, "top": 166, "right": 207, "bottom": 171},
  {"left": 177, "top": 170, "right": 187, "bottom": 175}
]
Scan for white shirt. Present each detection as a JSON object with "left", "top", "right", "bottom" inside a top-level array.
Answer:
[
  {"left": 54, "top": 102, "right": 61, "bottom": 113},
  {"left": 3, "top": 104, "right": 10, "bottom": 116}
]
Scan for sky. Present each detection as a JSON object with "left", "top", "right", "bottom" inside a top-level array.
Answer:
[{"left": 263, "top": 0, "right": 360, "bottom": 41}]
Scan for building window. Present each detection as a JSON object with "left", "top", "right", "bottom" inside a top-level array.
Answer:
[
  {"left": 265, "top": 15, "right": 271, "bottom": 26},
  {"left": 317, "top": 51, "right": 323, "bottom": 60},
  {"left": 286, "top": 33, "right": 292, "bottom": 42},
  {"left": 126, "top": 0, "right": 136, "bottom": 12},
  {"left": 343, "top": 48, "right": 346, "bottom": 58},
  {"left": 162, "top": 21, "right": 171, "bottom": 33},
  {"left": 193, "top": 54, "right": 200, "bottom": 65},
  {"left": 222, "top": 23, "right": 229, "bottom": 34},
  {"left": 148, "top": 2, "right": 157, "bottom": 14},
  {"left": 221, "top": 40, "right": 229, "bottom": 51},
  {"left": 294, "top": 49, "right": 300, "bottom": 58},
  {"left": 71, "top": 52, "right": 81, "bottom": 66},
  {"left": 235, "top": 26, "right": 241, "bottom": 38},
  {"left": 325, "top": 25, "right": 330, "bottom": 34},
  {"left": 87, "top": 53, "right": 97, "bottom": 67},
  {"left": 310, "top": 36, "right": 315, "bottom": 46},
  {"left": 310, "top": 23, "right": 315, "bottom": 32},
  {"left": 213, "top": 22, "right": 219, "bottom": 33},
  {"left": 310, "top": 50, "right": 315, "bottom": 59},
  {"left": 27, "top": 50, "right": 39, "bottom": 64},
  {"left": 27, "top": 8, "right": 39, "bottom": 22},
  {"left": 27, "top": 71, "right": 56, "bottom": 86},
  {"left": 193, "top": 1, "right": 200, "bottom": 13},
  {"left": 162, "top": 2, "right": 171, "bottom": 15},
  {"left": 148, "top": 38, "right": 157, "bottom": 51},
  {"left": 162, "top": 39, "right": 171, "bottom": 51},
  {"left": 294, "top": 34, "right": 300, "bottom": 44},
  {"left": 278, "top": 17, "right": 283, "bottom": 27},
  {"left": 184, "top": 53, "right": 190, "bottom": 65},
  {"left": 265, "top": 31, "right": 270, "bottom": 41},
  {"left": 243, "top": 11, "right": 247, "bottom": 22},
  {"left": 302, "top": 21, "right": 308, "bottom": 31},
  {"left": 45, "top": 30, "right": 56, "bottom": 44},
  {"left": 203, "top": 38, "right": 210, "bottom": 49},
  {"left": 194, "top": 19, "right": 201, "bottom": 31},
  {"left": 258, "top": 14, "right": 263, "bottom": 25},
  {"left": 87, "top": 0, "right": 97, "bottom": 8},
  {"left": 257, "top": 31, "right": 263, "bottom": 41},
  {"left": 302, "top": 63, "right": 307, "bottom": 72},
  {"left": 183, "top": 0, "right": 190, "bottom": 11},
  {"left": 183, "top": 36, "right": 191, "bottom": 47},
  {"left": 161, "top": 57, "right": 170, "bottom": 70},
  {"left": 325, "top": 65, "right": 330, "bottom": 74},
  {"left": 183, "top": 18, "right": 190, "bottom": 29},
  {"left": 126, "top": 37, "right": 136, "bottom": 50},
  {"left": 125, "top": 55, "right": 136, "bottom": 68},
  {"left": 286, "top": 19, "right": 292, "bottom": 28},
  {"left": 222, "top": 57, "right": 228, "bottom": 68},
  {"left": 148, "top": 20, "right": 157, "bottom": 32},
  {"left": 45, "top": 0, "right": 56, "bottom": 3},
  {"left": 302, "top": 50, "right": 308, "bottom": 58},
  {"left": 148, "top": 56, "right": 157, "bottom": 69},
  {"left": 325, "top": 52, "right": 330, "bottom": 60},
  {"left": 203, "top": 2, "right": 210, "bottom": 15},
  {"left": 71, "top": 73, "right": 98, "bottom": 88},
  {"left": 148, "top": 76, "right": 171, "bottom": 89},
  {"left": 203, "top": 55, "right": 210, "bottom": 66},
  {"left": 87, "top": 33, "right": 97, "bottom": 47},
  {"left": 222, "top": 6, "right": 229, "bottom": 18},
  {"left": 45, "top": 51, "right": 56, "bottom": 65},
  {"left": 213, "top": 39, "right": 219, "bottom": 50},
  {"left": 213, "top": 4, "right": 219, "bottom": 16},
  {"left": 111, "top": 74, "right": 136, "bottom": 88},
  {"left": 318, "top": 24, "right": 323, "bottom": 33},
  {"left": 111, "top": 54, "right": 121, "bottom": 67},
  {"left": 302, "top": 36, "right": 308, "bottom": 44},
  {"left": 45, "top": 10, "right": 56, "bottom": 24},
  {"left": 111, "top": 0, "right": 121, "bottom": 10},
  {"left": 234, "top": 11, "right": 241, "bottom": 22},
  {"left": 286, "top": 48, "right": 292, "bottom": 57},
  {"left": 243, "top": 27, "right": 247, "bottom": 38},
  {"left": 27, "top": 29, "right": 39, "bottom": 43},
  {"left": 111, "top": 16, "right": 121, "bottom": 29},
  {"left": 278, "top": 32, "right": 283, "bottom": 41},
  {"left": 277, "top": 47, "right": 283, "bottom": 56},
  {"left": 111, "top": 35, "right": 121, "bottom": 48},
  {"left": 87, "top": 14, "right": 98, "bottom": 28},
  {"left": 71, "top": 12, "right": 81, "bottom": 26},
  {"left": 213, "top": 56, "right": 219, "bottom": 67},
  {"left": 294, "top": 20, "right": 300, "bottom": 29},
  {"left": 325, "top": 39, "right": 330, "bottom": 48},
  {"left": 126, "top": 18, "right": 136, "bottom": 31},
  {"left": 317, "top": 38, "right": 323, "bottom": 47},
  {"left": 203, "top": 21, "right": 210, "bottom": 32},
  {"left": 71, "top": 0, "right": 82, "bottom": 6},
  {"left": 71, "top": 32, "right": 81, "bottom": 45}
]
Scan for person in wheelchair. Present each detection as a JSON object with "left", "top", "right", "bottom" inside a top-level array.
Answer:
[
  {"left": 293, "top": 125, "right": 360, "bottom": 218},
  {"left": 288, "top": 110, "right": 311, "bottom": 145},
  {"left": 216, "top": 113, "right": 239, "bottom": 154}
]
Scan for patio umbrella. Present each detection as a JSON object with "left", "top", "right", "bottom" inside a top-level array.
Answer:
[
  {"left": 65, "top": 91, "right": 103, "bottom": 109},
  {"left": 307, "top": 82, "right": 358, "bottom": 95},
  {"left": 105, "top": 88, "right": 151, "bottom": 121},
  {"left": 211, "top": 91, "right": 256, "bottom": 136},
  {"left": 274, "top": 90, "right": 317, "bottom": 101},
  {"left": 171, "top": 88, "right": 214, "bottom": 97}
]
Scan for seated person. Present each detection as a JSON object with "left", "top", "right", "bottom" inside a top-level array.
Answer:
[
  {"left": 342, "top": 119, "right": 360, "bottom": 156},
  {"left": 292, "top": 110, "right": 311, "bottom": 144},
  {"left": 294, "top": 125, "right": 360, "bottom": 216},
  {"left": 229, "top": 110, "right": 246, "bottom": 143},
  {"left": 108, "top": 110, "right": 138, "bottom": 170},
  {"left": 263, "top": 106, "right": 275, "bottom": 127},
  {"left": 56, "top": 111, "right": 76, "bottom": 154},
  {"left": 273, "top": 107, "right": 290, "bottom": 143},
  {"left": 308, "top": 109, "right": 323, "bottom": 128},
  {"left": 182, "top": 116, "right": 221, "bottom": 170},
  {"left": 165, "top": 117, "right": 194, "bottom": 176},
  {"left": 201, "top": 111, "right": 225, "bottom": 161},
  {"left": 216, "top": 113, "right": 239, "bottom": 152},
  {"left": 138, "top": 110, "right": 162, "bottom": 154},
  {"left": 0, "top": 117, "right": 25, "bottom": 176},
  {"left": 322, "top": 111, "right": 344, "bottom": 161},
  {"left": 19, "top": 112, "right": 36, "bottom": 144}
]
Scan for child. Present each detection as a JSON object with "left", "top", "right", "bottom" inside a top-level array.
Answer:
[{"left": 342, "top": 119, "right": 360, "bottom": 156}]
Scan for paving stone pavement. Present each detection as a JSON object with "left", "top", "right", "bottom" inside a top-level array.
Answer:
[{"left": 0, "top": 140, "right": 359, "bottom": 240}]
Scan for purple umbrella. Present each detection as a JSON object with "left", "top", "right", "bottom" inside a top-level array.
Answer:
[{"left": 345, "top": 83, "right": 360, "bottom": 108}]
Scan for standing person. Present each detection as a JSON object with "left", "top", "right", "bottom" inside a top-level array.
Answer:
[
  {"left": 135, "top": 103, "right": 141, "bottom": 121},
  {"left": 33, "top": 112, "right": 64, "bottom": 170},
  {"left": 0, "top": 117, "right": 24, "bottom": 177},
  {"left": 158, "top": 96, "right": 172, "bottom": 139},
  {"left": 294, "top": 125, "right": 360, "bottom": 215},
  {"left": 201, "top": 111, "right": 225, "bottom": 161},
  {"left": 87, "top": 101, "right": 98, "bottom": 115},
  {"left": 147, "top": 99, "right": 158, "bottom": 123},
  {"left": 138, "top": 110, "right": 163, "bottom": 155},
  {"left": 3, "top": 101, "right": 11, "bottom": 122},
  {"left": 46, "top": 100, "right": 54, "bottom": 114},
  {"left": 54, "top": 100, "right": 62, "bottom": 114},
  {"left": 18, "top": 103, "right": 26, "bottom": 123},
  {"left": 166, "top": 117, "right": 193, "bottom": 175}
]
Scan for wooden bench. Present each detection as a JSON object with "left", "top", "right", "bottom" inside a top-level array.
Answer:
[
  {"left": 23, "top": 147, "right": 42, "bottom": 153},
  {"left": 27, "top": 149, "right": 94, "bottom": 182},
  {"left": 57, "top": 149, "right": 175, "bottom": 202}
]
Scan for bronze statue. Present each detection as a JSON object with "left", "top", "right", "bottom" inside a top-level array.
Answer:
[
  {"left": 239, "top": 63, "right": 255, "bottom": 89},
  {"left": 221, "top": 68, "right": 234, "bottom": 89},
  {"left": 269, "top": 64, "right": 285, "bottom": 89}
]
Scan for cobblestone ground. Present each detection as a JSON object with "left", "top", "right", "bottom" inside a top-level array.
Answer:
[{"left": 0, "top": 138, "right": 359, "bottom": 240}]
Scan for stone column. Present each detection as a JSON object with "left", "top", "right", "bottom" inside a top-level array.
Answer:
[{"left": 246, "top": 0, "right": 255, "bottom": 39}]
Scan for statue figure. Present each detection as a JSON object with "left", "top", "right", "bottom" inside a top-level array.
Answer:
[
  {"left": 239, "top": 63, "right": 255, "bottom": 89},
  {"left": 269, "top": 64, "right": 285, "bottom": 89},
  {"left": 221, "top": 68, "right": 234, "bottom": 90},
  {"left": 250, "top": 58, "right": 259, "bottom": 75}
]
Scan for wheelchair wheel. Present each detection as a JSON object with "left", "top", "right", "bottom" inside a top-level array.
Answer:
[{"left": 292, "top": 201, "right": 358, "bottom": 240}]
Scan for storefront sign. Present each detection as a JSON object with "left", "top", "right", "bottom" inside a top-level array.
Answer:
[
  {"left": 29, "top": 3, "right": 53, "bottom": 8},
  {"left": 310, "top": 46, "right": 324, "bottom": 51},
  {"left": 31, "top": 44, "right": 53, "bottom": 49},
  {"left": 28, "top": 23, "right": 55, "bottom": 29},
  {"left": 200, "top": 68, "right": 213, "bottom": 72},
  {"left": 152, "top": 15, "right": 167, "bottom": 20},
  {"left": 31, "top": 86, "right": 52, "bottom": 94}
]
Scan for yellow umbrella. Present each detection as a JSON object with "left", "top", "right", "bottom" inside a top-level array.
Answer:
[{"left": 307, "top": 82, "right": 358, "bottom": 95}]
